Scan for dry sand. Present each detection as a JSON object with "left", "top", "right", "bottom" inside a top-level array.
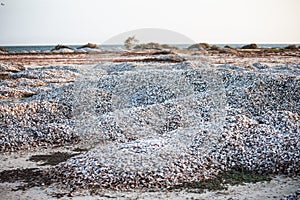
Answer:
[{"left": 1, "top": 175, "right": 299, "bottom": 200}]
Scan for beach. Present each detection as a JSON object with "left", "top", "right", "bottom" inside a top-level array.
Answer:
[{"left": 0, "top": 46, "right": 299, "bottom": 199}]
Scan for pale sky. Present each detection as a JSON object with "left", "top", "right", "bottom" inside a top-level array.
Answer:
[{"left": 0, "top": 0, "right": 299, "bottom": 45}]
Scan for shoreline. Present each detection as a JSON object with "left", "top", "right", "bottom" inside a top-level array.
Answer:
[{"left": 0, "top": 48, "right": 299, "bottom": 64}]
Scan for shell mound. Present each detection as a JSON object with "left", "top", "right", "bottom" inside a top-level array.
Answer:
[
  {"left": 50, "top": 61, "right": 299, "bottom": 191},
  {"left": 1, "top": 59, "right": 299, "bottom": 191}
]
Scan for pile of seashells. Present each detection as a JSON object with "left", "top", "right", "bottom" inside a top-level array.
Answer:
[
  {"left": 51, "top": 62, "right": 299, "bottom": 191},
  {"left": 1, "top": 60, "right": 299, "bottom": 192},
  {"left": 0, "top": 101, "right": 79, "bottom": 152},
  {"left": 0, "top": 63, "right": 80, "bottom": 152}
]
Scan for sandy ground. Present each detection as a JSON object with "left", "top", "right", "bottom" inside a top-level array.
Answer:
[{"left": 0, "top": 175, "right": 299, "bottom": 200}]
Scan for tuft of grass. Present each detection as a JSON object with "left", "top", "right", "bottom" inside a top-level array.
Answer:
[
  {"left": 0, "top": 73, "right": 10, "bottom": 80},
  {"left": 220, "top": 168, "right": 271, "bottom": 186},
  {"left": 0, "top": 168, "right": 54, "bottom": 191},
  {"left": 29, "top": 152, "right": 79, "bottom": 166},
  {"left": 170, "top": 168, "right": 271, "bottom": 193},
  {"left": 73, "top": 147, "right": 89, "bottom": 152}
]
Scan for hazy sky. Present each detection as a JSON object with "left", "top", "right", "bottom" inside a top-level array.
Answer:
[{"left": 0, "top": 0, "right": 299, "bottom": 45}]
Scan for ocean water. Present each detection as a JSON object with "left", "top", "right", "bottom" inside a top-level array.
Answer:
[
  {"left": 2, "top": 44, "right": 298, "bottom": 53},
  {"left": 2, "top": 45, "right": 123, "bottom": 53}
]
